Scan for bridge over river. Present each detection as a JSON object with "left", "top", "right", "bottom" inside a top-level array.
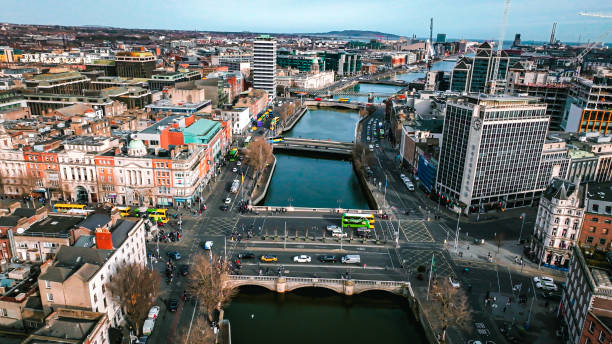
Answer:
[
  {"left": 227, "top": 275, "right": 413, "bottom": 296},
  {"left": 271, "top": 137, "right": 353, "bottom": 156}
]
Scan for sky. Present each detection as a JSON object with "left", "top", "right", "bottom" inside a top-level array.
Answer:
[{"left": 1, "top": 0, "right": 611, "bottom": 43}]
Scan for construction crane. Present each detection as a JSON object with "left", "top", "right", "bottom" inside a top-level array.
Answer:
[
  {"left": 488, "top": 0, "right": 511, "bottom": 95},
  {"left": 572, "top": 12, "right": 612, "bottom": 75}
]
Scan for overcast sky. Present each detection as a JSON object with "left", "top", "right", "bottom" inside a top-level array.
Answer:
[{"left": 2, "top": 0, "right": 611, "bottom": 43}]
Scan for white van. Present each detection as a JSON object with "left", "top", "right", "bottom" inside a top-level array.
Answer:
[
  {"left": 341, "top": 255, "right": 361, "bottom": 264},
  {"left": 142, "top": 318, "right": 155, "bottom": 336}
]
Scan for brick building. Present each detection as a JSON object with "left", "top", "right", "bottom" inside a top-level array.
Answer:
[{"left": 580, "top": 182, "right": 612, "bottom": 252}]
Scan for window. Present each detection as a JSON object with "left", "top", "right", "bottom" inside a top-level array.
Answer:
[
  {"left": 587, "top": 236, "right": 595, "bottom": 244},
  {"left": 93, "top": 293, "right": 98, "bottom": 303},
  {"left": 590, "top": 226, "right": 597, "bottom": 233},
  {"left": 593, "top": 204, "right": 599, "bottom": 212},
  {"left": 606, "top": 206, "right": 612, "bottom": 214},
  {"left": 590, "top": 321, "right": 596, "bottom": 333},
  {"left": 45, "top": 280, "right": 51, "bottom": 289},
  {"left": 599, "top": 330, "right": 606, "bottom": 343},
  {"left": 47, "top": 293, "right": 54, "bottom": 302},
  {"left": 603, "top": 229, "right": 609, "bottom": 235},
  {"left": 592, "top": 217, "right": 599, "bottom": 222},
  {"left": 600, "top": 238, "right": 606, "bottom": 246},
  {"left": 0, "top": 308, "right": 6, "bottom": 317}
]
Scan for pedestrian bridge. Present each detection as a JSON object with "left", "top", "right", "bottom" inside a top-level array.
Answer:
[
  {"left": 227, "top": 275, "right": 412, "bottom": 296},
  {"left": 272, "top": 137, "right": 353, "bottom": 156}
]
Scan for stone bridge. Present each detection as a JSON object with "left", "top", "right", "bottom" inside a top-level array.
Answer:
[
  {"left": 227, "top": 275, "right": 412, "bottom": 296},
  {"left": 272, "top": 137, "right": 353, "bottom": 156}
]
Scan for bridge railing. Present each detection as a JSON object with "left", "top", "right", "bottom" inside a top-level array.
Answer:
[
  {"left": 246, "top": 205, "right": 382, "bottom": 214},
  {"left": 229, "top": 275, "right": 408, "bottom": 289}
]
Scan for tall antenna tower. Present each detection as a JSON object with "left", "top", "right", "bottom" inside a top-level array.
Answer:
[{"left": 549, "top": 22, "right": 557, "bottom": 45}]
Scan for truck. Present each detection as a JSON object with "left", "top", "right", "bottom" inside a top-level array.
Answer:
[
  {"left": 230, "top": 180, "right": 240, "bottom": 194},
  {"left": 341, "top": 254, "right": 361, "bottom": 264}
]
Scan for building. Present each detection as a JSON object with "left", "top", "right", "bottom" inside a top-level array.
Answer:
[
  {"left": 25, "top": 72, "right": 91, "bottom": 95},
  {"left": 0, "top": 265, "right": 45, "bottom": 329},
  {"left": 37, "top": 218, "right": 147, "bottom": 327},
  {"left": 560, "top": 245, "right": 612, "bottom": 344},
  {"left": 506, "top": 61, "right": 569, "bottom": 131},
  {"left": 319, "top": 51, "right": 362, "bottom": 76},
  {"left": 449, "top": 42, "right": 512, "bottom": 93},
  {"left": 276, "top": 70, "right": 334, "bottom": 90},
  {"left": 580, "top": 182, "right": 612, "bottom": 252},
  {"left": 221, "top": 107, "right": 251, "bottom": 135},
  {"left": 561, "top": 72, "right": 612, "bottom": 133},
  {"left": 22, "top": 309, "right": 109, "bottom": 344},
  {"left": 252, "top": 35, "right": 277, "bottom": 100},
  {"left": 436, "top": 95, "right": 561, "bottom": 211},
  {"left": 530, "top": 178, "right": 584, "bottom": 268},
  {"left": 115, "top": 51, "right": 156, "bottom": 78},
  {"left": 277, "top": 54, "right": 322, "bottom": 73},
  {"left": 148, "top": 70, "right": 202, "bottom": 91},
  {"left": 145, "top": 99, "right": 211, "bottom": 114}
]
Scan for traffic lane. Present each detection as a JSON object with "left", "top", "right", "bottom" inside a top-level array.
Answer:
[{"left": 235, "top": 216, "right": 345, "bottom": 237}]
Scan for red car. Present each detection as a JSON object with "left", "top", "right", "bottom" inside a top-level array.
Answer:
[{"left": 314, "top": 97, "right": 322, "bottom": 101}]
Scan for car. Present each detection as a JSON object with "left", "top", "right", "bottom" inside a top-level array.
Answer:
[
  {"left": 368, "top": 144, "right": 374, "bottom": 150},
  {"left": 536, "top": 281, "right": 558, "bottom": 291},
  {"left": 319, "top": 255, "right": 338, "bottom": 263},
  {"left": 168, "top": 299, "right": 179, "bottom": 312},
  {"left": 236, "top": 161, "right": 242, "bottom": 166},
  {"left": 137, "top": 336, "right": 149, "bottom": 344},
  {"left": 260, "top": 255, "right": 278, "bottom": 262},
  {"left": 449, "top": 276, "right": 461, "bottom": 288},
  {"left": 203, "top": 241, "right": 213, "bottom": 250},
  {"left": 400, "top": 174, "right": 406, "bottom": 179},
  {"left": 293, "top": 255, "right": 312, "bottom": 263},
  {"left": 147, "top": 306, "right": 160, "bottom": 319},
  {"left": 375, "top": 144, "right": 380, "bottom": 148},
  {"left": 332, "top": 231, "right": 348, "bottom": 238},
  {"left": 533, "top": 276, "right": 554, "bottom": 285},
  {"left": 366, "top": 137, "right": 371, "bottom": 142},
  {"left": 224, "top": 198, "right": 232, "bottom": 204},
  {"left": 142, "top": 319, "right": 155, "bottom": 336},
  {"left": 167, "top": 251, "right": 181, "bottom": 260},
  {"left": 232, "top": 167, "right": 238, "bottom": 173},
  {"left": 238, "top": 252, "right": 255, "bottom": 259},
  {"left": 540, "top": 291, "right": 562, "bottom": 301},
  {"left": 180, "top": 265, "right": 189, "bottom": 276},
  {"left": 326, "top": 225, "right": 341, "bottom": 232},
  {"left": 220, "top": 204, "right": 229, "bottom": 211}
]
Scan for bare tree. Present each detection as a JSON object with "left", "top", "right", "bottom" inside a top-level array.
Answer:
[
  {"left": 187, "top": 253, "right": 237, "bottom": 323},
  {"left": 243, "top": 137, "right": 273, "bottom": 181},
  {"left": 107, "top": 263, "right": 161, "bottom": 336},
  {"left": 178, "top": 316, "right": 215, "bottom": 344},
  {"left": 427, "top": 278, "right": 472, "bottom": 342}
]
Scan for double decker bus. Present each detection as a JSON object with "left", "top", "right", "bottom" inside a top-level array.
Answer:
[
  {"left": 53, "top": 203, "right": 86, "bottom": 213},
  {"left": 114, "top": 206, "right": 132, "bottom": 217},
  {"left": 337, "top": 97, "right": 351, "bottom": 103},
  {"left": 146, "top": 208, "right": 169, "bottom": 224},
  {"left": 341, "top": 213, "right": 375, "bottom": 229},
  {"left": 228, "top": 148, "right": 239, "bottom": 161}
]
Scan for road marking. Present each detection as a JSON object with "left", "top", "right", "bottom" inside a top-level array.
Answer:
[
  {"left": 387, "top": 248, "right": 395, "bottom": 269},
  {"left": 496, "top": 269, "right": 501, "bottom": 294},
  {"left": 244, "top": 262, "right": 387, "bottom": 270},
  {"left": 507, "top": 267, "right": 514, "bottom": 294}
]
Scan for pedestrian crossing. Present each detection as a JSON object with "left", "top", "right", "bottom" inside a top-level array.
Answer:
[
  {"left": 399, "top": 220, "right": 435, "bottom": 242},
  {"left": 199, "top": 216, "right": 240, "bottom": 235},
  {"left": 398, "top": 248, "right": 454, "bottom": 277}
]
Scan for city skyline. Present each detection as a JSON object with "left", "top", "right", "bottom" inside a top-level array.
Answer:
[{"left": 1, "top": 0, "right": 611, "bottom": 43}]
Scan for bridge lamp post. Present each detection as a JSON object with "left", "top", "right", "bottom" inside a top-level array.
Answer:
[
  {"left": 337, "top": 199, "right": 342, "bottom": 211},
  {"left": 454, "top": 209, "right": 461, "bottom": 254},
  {"left": 288, "top": 196, "right": 294, "bottom": 207}
]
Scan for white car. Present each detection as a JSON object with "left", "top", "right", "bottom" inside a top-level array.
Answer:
[
  {"left": 142, "top": 318, "right": 155, "bottom": 336},
  {"left": 533, "top": 276, "right": 554, "bottom": 285},
  {"left": 204, "top": 241, "right": 213, "bottom": 250},
  {"left": 147, "top": 306, "right": 160, "bottom": 319},
  {"left": 326, "top": 225, "right": 341, "bottom": 232},
  {"left": 236, "top": 161, "right": 242, "bottom": 166},
  {"left": 293, "top": 255, "right": 312, "bottom": 263},
  {"left": 232, "top": 167, "right": 238, "bottom": 173},
  {"left": 449, "top": 276, "right": 460, "bottom": 288},
  {"left": 400, "top": 174, "right": 406, "bottom": 180},
  {"left": 537, "top": 281, "right": 558, "bottom": 291},
  {"left": 332, "top": 231, "right": 348, "bottom": 238},
  {"left": 224, "top": 198, "right": 232, "bottom": 204}
]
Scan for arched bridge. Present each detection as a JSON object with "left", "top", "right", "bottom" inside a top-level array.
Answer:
[
  {"left": 227, "top": 275, "right": 412, "bottom": 296},
  {"left": 272, "top": 137, "right": 353, "bottom": 156}
]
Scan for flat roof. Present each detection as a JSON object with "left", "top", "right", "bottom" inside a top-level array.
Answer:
[
  {"left": 182, "top": 118, "right": 221, "bottom": 144},
  {"left": 23, "top": 215, "right": 84, "bottom": 237}
]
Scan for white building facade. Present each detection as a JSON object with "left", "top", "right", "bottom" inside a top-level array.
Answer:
[{"left": 252, "top": 35, "right": 276, "bottom": 100}]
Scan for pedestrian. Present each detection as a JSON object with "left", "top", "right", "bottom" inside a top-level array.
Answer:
[{"left": 502, "top": 306, "right": 506, "bottom": 312}]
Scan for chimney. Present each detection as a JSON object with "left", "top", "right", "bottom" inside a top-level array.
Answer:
[{"left": 95, "top": 227, "right": 113, "bottom": 250}]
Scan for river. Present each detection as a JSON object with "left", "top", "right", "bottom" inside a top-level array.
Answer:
[
  {"left": 225, "top": 286, "right": 427, "bottom": 344},
  {"left": 393, "top": 59, "right": 456, "bottom": 82}
]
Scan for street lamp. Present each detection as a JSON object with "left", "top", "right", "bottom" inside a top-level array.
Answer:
[
  {"left": 337, "top": 199, "right": 343, "bottom": 212},
  {"left": 288, "top": 196, "right": 293, "bottom": 207},
  {"left": 518, "top": 212, "right": 526, "bottom": 245},
  {"left": 454, "top": 209, "right": 461, "bottom": 253}
]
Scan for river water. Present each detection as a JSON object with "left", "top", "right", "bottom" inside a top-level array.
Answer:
[{"left": 225, "top": 286, "right": 427, "bottom": 344}]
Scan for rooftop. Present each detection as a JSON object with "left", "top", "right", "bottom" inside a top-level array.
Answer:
[
  {"left": 27, "top": 309, "right": 107, "bottom": 343},
  {"left": 21, "top": 215, "right": 84, "bottom": 238},
  {"left": 586, "top": 182, "right": 612, "bottom": 203},
  {"left": 182, "top": 118, "right": 222, "bottom": 144}
]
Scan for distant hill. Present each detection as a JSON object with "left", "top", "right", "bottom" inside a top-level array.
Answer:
[{"left": 310, "top": 30, "right": 400, "bottom": 39}]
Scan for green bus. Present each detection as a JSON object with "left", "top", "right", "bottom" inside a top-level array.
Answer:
[
  {"left": 228, "top": 148, "right": 239, "bottom": 161},
  {"left": 341, "top": 213, "right": 375, "bottom": 229}
]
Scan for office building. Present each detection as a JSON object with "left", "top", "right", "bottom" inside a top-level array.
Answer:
[
  {"left": 449, "top": 42, "right": 512, "bottom": 93},
  {"left": 530, "top": 177, "right": 584, "bottom": 268},
  {"left": 25, "top": 71, "right": 91, "bottom": 95},
  {"left": 436, "top": 95, "right": 562, "bottom": 211},
  {"left": 252, "top": 35, "right": 277, "bottom": 100},
  {"left": 147, "top": 70, "right": 202, "bottom": 91},
  {"left": 115, "top": 51, "right": 156, "bottom": 78},
  {"left": 561, "top": 71, "right": 612, "bottom": 133},
  {"left": 436, "top": 33, "right": 447, "bottom": 43},
  {"left": 319, "top": 51, "right": 362, "bottom": 76},
  {"left": 561, "top": 245, "right": 612, "bottom": 344}
]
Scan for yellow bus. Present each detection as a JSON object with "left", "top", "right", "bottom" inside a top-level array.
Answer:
[
  {"left": 147, "top": 208, "right": 169, "bottom": 224},
  {"left": 53, "top": 203, "right": 86, "bottom": 213},
  {"left": 114, "top": 206, "right": 131, "bottom": 217}
]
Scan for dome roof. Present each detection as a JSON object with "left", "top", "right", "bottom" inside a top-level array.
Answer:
[{"left": 128, "top": 139, "right": 146, "bottom": 150}]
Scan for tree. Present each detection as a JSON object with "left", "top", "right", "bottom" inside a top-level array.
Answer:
[
  {"left": 187, "top": 253, "right": 237, "bottom": 323},
  {"left": 107, "top": 263, "right": 161, "bottom": 336},
  {"left": 243, "top": 137, "right": 273, "bottom": 180},
  {"left": 178, "top": 316, "right": 215, "bottom": 344},
  {"left": 428, "top": 278, "right": 471, "bottom": 342}
]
